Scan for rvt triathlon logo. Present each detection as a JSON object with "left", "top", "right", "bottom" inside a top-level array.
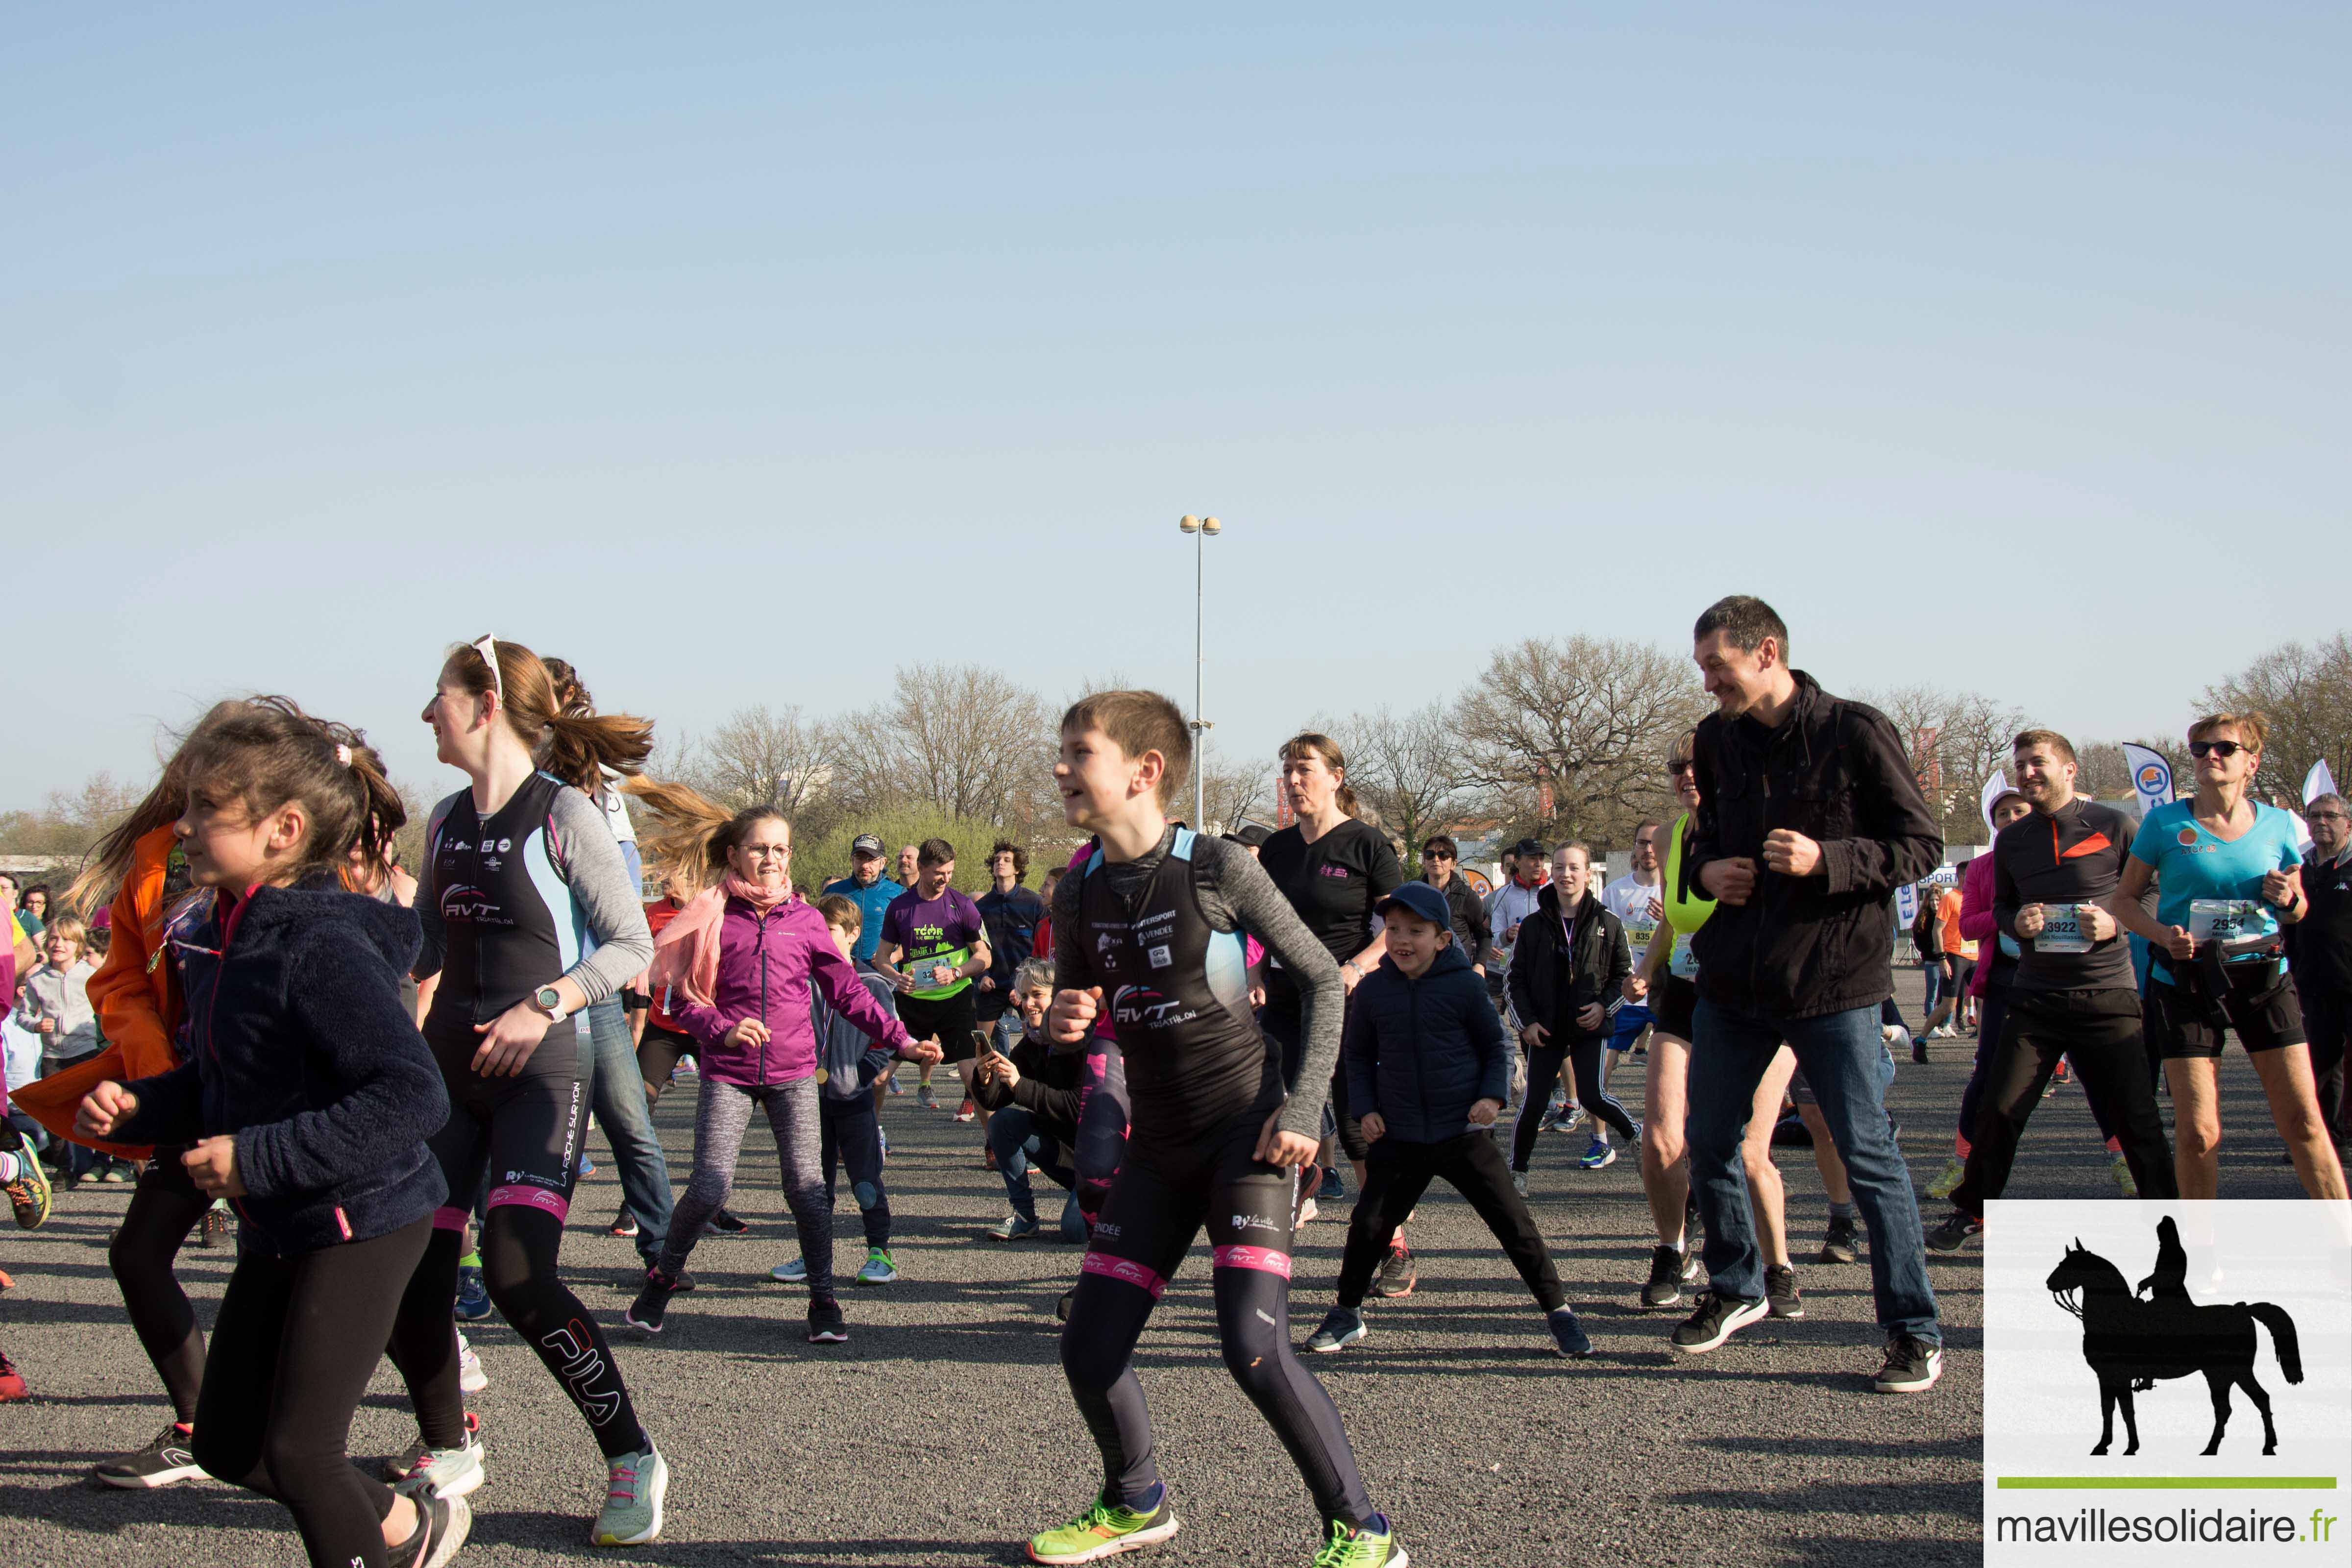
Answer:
[{"left": 1110, "top": 984, "right": 1196, "bottom": 1029}]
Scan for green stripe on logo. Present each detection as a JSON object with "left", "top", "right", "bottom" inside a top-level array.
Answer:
[{"left": 1996, "top": 1477, "right": 2339, "bottom": 1491}]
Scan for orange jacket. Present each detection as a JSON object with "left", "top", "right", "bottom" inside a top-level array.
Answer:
[{"left": 12, "top": 828, "right": 187, "bottom": 1159}]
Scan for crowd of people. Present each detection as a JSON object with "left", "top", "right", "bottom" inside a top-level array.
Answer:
[{"left": 2, "top": 594, "right": 2347, "bottom": 1568}]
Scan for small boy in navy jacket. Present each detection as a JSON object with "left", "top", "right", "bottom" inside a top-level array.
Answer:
[{"left": 1304, "top": 882, "right": 1590, "bottom": 1360}]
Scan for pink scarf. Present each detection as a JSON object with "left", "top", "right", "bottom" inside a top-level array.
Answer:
[{"left": 648, "top": 874, "right": 796, "bottom": 1009}]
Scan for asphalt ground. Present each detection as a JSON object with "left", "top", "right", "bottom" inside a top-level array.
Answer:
[{"left": 0, "top": 970, "right": 2320, "bottom": 1568}]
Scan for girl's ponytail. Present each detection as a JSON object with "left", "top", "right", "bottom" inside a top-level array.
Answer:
[{"left": 447, "top": 638, "right": 654, "bottom": 788}]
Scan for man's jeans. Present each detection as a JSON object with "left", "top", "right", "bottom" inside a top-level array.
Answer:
[
  {"left": 576, "top": 996, "right": 675, "bottom": 1264},
  {"left": 985, "top": 1105, "right": 1087, "bottom": 1242},
  {"left": 1690, "top": 997, "right": 1939, "bottom": 1344}
]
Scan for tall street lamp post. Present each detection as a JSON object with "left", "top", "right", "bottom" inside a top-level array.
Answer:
[{"left": 1177, "top": 514, "right": 1222, "bottom": 828}]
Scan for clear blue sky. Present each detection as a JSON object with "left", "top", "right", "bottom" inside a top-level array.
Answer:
[{"left": 7, "top": 2, "right": 2347, "bottom": 808}]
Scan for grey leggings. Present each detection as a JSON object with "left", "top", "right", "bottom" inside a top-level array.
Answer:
[{"left": 657, "top": 1075, "right": 832, "bottom": 1297}]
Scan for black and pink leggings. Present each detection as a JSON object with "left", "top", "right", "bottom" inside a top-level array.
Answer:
[
  {"left": 385, "top": 1029, "right": 646, "bottom": 1461},
  {"left": 1059, "top": 1112, "right": 1374, "bottom": 1531}
]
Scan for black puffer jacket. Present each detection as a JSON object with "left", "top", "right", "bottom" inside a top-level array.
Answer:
[
  {"left": 1343, "top": 940, "right": 1510, "bottom": 1143},
  {"left": 1687, "top": 671, "right": 1945, "bottom": 1019},
  {"left": 1505, "top": 883, "right": 1631, "bottom": 1044},
  {"left": 116, "top": 884, "right": 449, "bottom": 1256}
]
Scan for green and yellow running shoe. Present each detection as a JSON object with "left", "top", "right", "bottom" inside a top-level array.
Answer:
[
  {"left": 1026, "top": 1493, "right": 1180, "bottom": 1564},
  {"left": 1313, "top": 1515, "right": 1408, "bottom": 1568}
]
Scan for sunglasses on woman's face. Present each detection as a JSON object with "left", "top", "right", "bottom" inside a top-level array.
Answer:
[
  {"left": 2188, "top": 740, "right": 2245, "bottom": 760},
  {"left": 1667, "top": 761, "right": 1695, "bottom": 778},
  {"left": 1421, "top": 850, "right": 1452, "bottom": 861}
]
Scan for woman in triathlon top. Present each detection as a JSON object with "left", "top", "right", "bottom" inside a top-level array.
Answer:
[
  {"left": 384, "top": 635, "right": 666, "bottom": 1548},
  {"left": 1626, "top": 732, "right": 1804, "bottom": 1316},
  {"left": 2115, "top": 712, "right": 2345, "bottom": 1201},
  {"left": 1257, "top": 734, "right": 1401, "bottom": 1238}
]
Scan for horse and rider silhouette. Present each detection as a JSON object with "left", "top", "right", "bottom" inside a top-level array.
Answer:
[{"left": 2045, "top": 1216, "right": 2303, "bottom": 1457}]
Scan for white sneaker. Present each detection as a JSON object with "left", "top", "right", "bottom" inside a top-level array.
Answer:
[
  {"left": 771, "top": 1257, "right": 808, "bottom": 1283},
  {"left": 389, "top": 1418, "right": 487, "bottom": 1500},
  {"left": 1294, "top": 1197, "right": 1319, "bottom": 1228},
  {"left": 457, "top": 1330, "right": 488, "bottom": 1394},
  {"left": 591, "top": 1446, "right": 668, "bottom": 1546}
]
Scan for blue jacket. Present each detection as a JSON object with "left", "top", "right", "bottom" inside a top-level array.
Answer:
[
  {"left": 810, "top": 960, "right": 901, "bottom": 1102},
  {"left": 824, "top": 874, "right": 905, "bottom": 965},
  {"left": 115, "top": 883, "right": 449, "bottom": 1256},
  {"left": 1343, "top": 940, "right": 1511, "bottom": 1144}
]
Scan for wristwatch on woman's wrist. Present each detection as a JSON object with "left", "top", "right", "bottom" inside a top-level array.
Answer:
[{"left": 534, "top": 984, "right": 569, "bottom": 1024}]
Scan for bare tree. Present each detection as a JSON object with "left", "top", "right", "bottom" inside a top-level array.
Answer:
[
  {"left": 833, "top": 663, "right": 1057, "bottom": 829},
  {"left": 698, "top": 704, "right": 833, "bottom": 819},
  {"left": 2201, "top": 634, "right": 2352, "bottom": 806},
  {"left": 1452, "top": 637, "right": 1707, "bottom": 850},
  {"left": 1857, "top": 684, "right": 2028, "bottom": 846},
  {"left": 1320, "top": 702, "right": 1470, "bottom": 857},
  {"left": 1196, "top": 740, "right": 1269, "bottom": 835},
  {"left": 0, "top": 770, "right": 144, "bottom": 858}
]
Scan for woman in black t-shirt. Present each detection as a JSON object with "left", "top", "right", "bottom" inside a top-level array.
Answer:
[{"left": 1258, "top": 735, "right": 1403, "bottom": 1258}]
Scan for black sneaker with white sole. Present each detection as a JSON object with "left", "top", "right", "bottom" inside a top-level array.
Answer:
[
  {"left": 807, "top": 1296, "right": 849, "bottom": 1343},
  {"left": 1669, "top": 1292, "right": 1769, "bottom": 1354},
  {"left": 1925, "top": 1211, "right": 1982, "bottom": 1253},
  {"left": 625, "top": 1268, "right": 682, "bottom": 1334},
  {"left": 1764, "top": 1265, "right": 1804, "bottom": 1320},
  {"left": 1641, "top": 1245, "right": 1694, "bottom": 1310},
  {"left": 1371, "top": 1244, "right": 1417, "bottom": 1299},
  {"left": 1305, "top": 1307, "right": 1368, "bottom": 1353},
  {"left": 92, "top": 1422, "right": 205, "bottom": 1488},
  {"left": 1873, "top": 1334, "right": 1943, "bottom": 1393}
]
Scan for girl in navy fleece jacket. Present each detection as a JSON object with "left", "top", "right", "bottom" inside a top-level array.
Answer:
[{"left": 77, "top": 699, "right": 466, "bottom": 1568}]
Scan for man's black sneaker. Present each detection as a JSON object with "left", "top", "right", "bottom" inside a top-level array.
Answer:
[
  {"left": 1817, "top": 1214, "right": 1861, "bottom": 1265},
  {"left": 808, "top": 1296, "right": 849, "bottom": 1344},
  {"left": 705, "top": 1208, "right": 749, "bottom": 1235},
  {"left": 1669, "top": 1292, "right": 1768, "bottom": 1354},
  {"left": 608, "top": 1209, "right": 639, "bottom": 1239},
  {"left": 1546, "top": 1307, "right": 1592, "bottom": 1359},
  {"left": 624, "top": 1268, "right": 681, "bottom": 1334},
  {"left": 1925, "top": 1212, "right": 1982, "bottom": 1253},
  {"left": 1764, "top": 1265, "right": 1804, "bottom": 1320},
  {"left": 1305, "top": 1307, "right": 1368, "bottom": 1353},
  {"left": 1642, "top": 1245, "right": 1694, "bottom": 1310},
  {"left": 1873, "top": 1334, "right": 1943, "bottom": 1393},
  {"left": 92, "top": 1422, "right": 205, "bottom": 1488},
  {"left": 1371, "top": 1243, "right": 1416, "bottom": 1299}
]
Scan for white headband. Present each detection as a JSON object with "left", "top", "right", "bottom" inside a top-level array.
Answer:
[{"left": 471, "top": 635, "right": 505, "bottom": 710}]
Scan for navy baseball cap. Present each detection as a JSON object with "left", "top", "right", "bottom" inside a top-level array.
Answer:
[
  {"left": 1376, "top": 882, "right": 1453, "bottom": 928},
  {"left": 851, "top": 834, "right": 885, "bottom": 858}
]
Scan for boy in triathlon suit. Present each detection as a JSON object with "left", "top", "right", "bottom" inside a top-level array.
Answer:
[{"left": 1029, "top": 691, "right": 1404, "bottom": 1568}]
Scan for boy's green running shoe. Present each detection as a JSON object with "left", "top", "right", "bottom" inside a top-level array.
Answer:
[
  {"left": 1313, "top": 1515, "right": 1408, "bottom": 1568},
  {"left": 1026, "top": 1494, "right": 1180, "bottom": 1564}
]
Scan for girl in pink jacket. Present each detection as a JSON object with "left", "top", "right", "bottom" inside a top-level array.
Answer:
[{"left": 619, "top": 784, "right": 938, "bottom": 1345}]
